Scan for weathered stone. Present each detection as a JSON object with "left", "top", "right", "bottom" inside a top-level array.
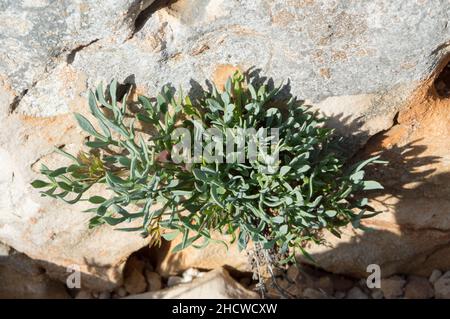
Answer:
[
  {"left": 434, "top": 271, "right": 450, "bottom": 299},
  {"left": 128, "top": 268, "right": 259, "bottom": 299},
  {"left": 429, "top": 269, "right": 443, "bottom": 284},
  {"left": 98, "top": 291, "right": 111, "bottom": 299},
  {"left": 167, "top": 276, "right": 184, "bottom": 287},
  {"left": 300, "top": 72, "right": 450, "bottom": 277},
  {"left": 0, "top": 0, "right": 156, "bottom": 93},
  {"left": 302, "top": 288, "right": 330, "bottom": 299},
  {"left": 380, "top": 276, "right": 406, "bottom": 299},
  {"left": 314, "top": 276, "right": 334, "bottom": 295},
  {"left": 286, "top": 265, "right": 299, "bottom": 282},
  {"left": 331, "top": 275, "right": 355, "bottom": 292},
  {"left": 123, "top": 257, "right": 147, "bottom": 294},
  {"left": 0, "top": 0, "right": 449, "bottom": 291},
  {"left": 155, "top": 234, "right": 250, "bottom": 277},
  {"left": 404, "top": 276, "right": 434, "bottom": 299},
  {"left": 115, "top": 286, "right": 128, "bottom": 298},
  {"left": 0, "top": 242, "right": 10, "bottom": 256},
  {"left": 145, "top": 270, "right": 162, "bottom": 291},
  {"left": 0, "top": 252, "right": 70, "bottom": 299},
  {"left": 345, "top": 287, "right": 368, "bottom": 299},
  {"left": 371, "top": 289, "right": 384, "bottom": 299},
  {"left": 334, "top": 291, "right": 346, "bottom": 299},
  {"left": 75, "top": 290, "right": 93, "bottom": 299}
]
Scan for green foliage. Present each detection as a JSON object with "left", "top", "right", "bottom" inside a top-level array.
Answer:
[{"left": 32, "top": 73, "right": 384, "bottom": 262}]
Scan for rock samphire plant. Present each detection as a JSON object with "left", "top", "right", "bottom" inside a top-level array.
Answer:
[{"left": 32, "top": 72, "right": 383, "bottom": 268}]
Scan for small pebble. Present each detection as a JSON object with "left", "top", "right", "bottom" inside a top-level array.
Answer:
[
  {"left": 404, "top": 276, "right": 434, "bottom": 299},
  {"left": 429, "top": 269, "right": 442, "bottom": 284},
  {"left": 302, "top": 288, "right": 329, "bottom": 299},
  {"left": 346, "top": 287, "right": 368, "bottom": 299},
  {"left": 115, "top": 286, "right": 127, "bottom": 297},
  {"left": 145, "top": 270, "right": 162, "bottom": 291},
  {"left": 334, "top": 291, "right": 346, "bottom": 299},
  {"left": 286, "top": 265, "right": 299, "bottom": 282},
  {"left": 381, "top": 276, "right": 406, "bottom": 299},
  {"left": 183, "top": 268, "right": 200, "bottom": 279},
  {"left": 371, "top": 289, "right": 384, "bottom": 299},
  {"left": 98, "top": 291, "right": 111, "bottom": 299},
  {"left": 434, "top": 271, "right": 450, "bottom": 299},
  {"left": 75, "top": 290, "right": 93, "bottom": 299},
  {"left": 167, "top": 276, "right": 184, "bottom": 287}
]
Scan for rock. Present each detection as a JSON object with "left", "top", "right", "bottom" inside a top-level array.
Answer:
[
  {"left": 429, "top": 269, "right": 443, "bottom": 284},
  {"left": 155, "top": 234, "right": 251, "bottom": 277},
  {"left": 115, "top": 286, "right": 128, "bottom": 298},
  {"left": 331, "top": 275, "right": 354, "bottom": 292},
  {"left": 167, "top": 276, "right": 184, "bottom": 287},
  {"left": 75, "top": 290, "right": 93, "bottom": 299},
  {"left": 334, "top": 291, "right": 346, "bottom": 299},
  {"left": 98, "top": 291, "right": 111, "bottom": 299},
  {"left": 123, "top": 257, "right": 147, "bottom": 294},
  {"left": 404, "top": 276, "right": 434, "bottom": 299},
  {"left": 145, "top": 270, "right": 162, "bottom": 291},
  {"left": 302, "top": 288, "right": 330, "bottom": 299},
  {"left": 183, "top": 267, "right": 201, "bottom": 279},
  {"left": 286, "top": 265, "right": 299, "bottom": 282},
  {"left": 0, "top": 0, "right": 449, "bottom": 288},
  {"left": 239, "top": 277, "right": 252, "bottom": 287},
  {"left": 314, "top": 276, "right": 334, "bottom": 295},
  {"left": 0, "top": 0, "right": 156, "bottom": 93},
  {"left": 434, "top": 271, "right": 450, "bottom": 299},
  {"left": 128, "top": 268, "right": 259, "bottom": 299},
  {"left": 0, "top": 252, "right": 70, "bottom": 299},
  {"left": 380, "top": 276, "right": 406, "bottom": 299},
  {"left": 371, "top": 289, "right": 384, "bottom": 299},
  {"left": 300, "top": 69, "right": 450, "bottom": 277},
  {"left": 0, "top": 242, "right": 10, "bottom": 256},
  {"left": 345, "top": 287, "right": 368, "bottom": 299},
  {"left": 0, "top": 111, "right": 151, "bottom": 291}
]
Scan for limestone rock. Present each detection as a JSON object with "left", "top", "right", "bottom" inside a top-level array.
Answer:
[
  {"left": 0, "top": 0, "right": 449, "bottom": 290},
  {"left": 167, "top": 276, "right": 184, "bottom": 287},
  {"left": 75, "top": 290, "right": 93, "bottom": 299},
  {"left": 429, "top": 269, "right": 443, "bottom": 284},
  {"left": 128, "top": 268, "right": 259, "bottom": 299},
  {"left": 145, "top": 270, "right": 162, "bottom": 291},
  {"left": 155, "top": 234, "right": 251, "bottom": 277},
  {"left": 300, "top": 69, "right": 450, "bottom": 277},
  {"left": 123, "top": 257, "right": 147, "bottom": 294},
  {"left": 404, "top": 276, "right": 434, "bottom": 299},
  {"left": 345, "top": 287, "right": 368, "bottom": 299},
  {"left": 380, "top": 276, "right": 406, "bottom": 299},
  {"left": 0, "top": 252, "right": 70, "bottom": 299},
  {"left": 434, "top": 271, "right": 450, "bottom": 299},
  {"left": 301, "top": 288, "right": 330, "bottom": 299}
]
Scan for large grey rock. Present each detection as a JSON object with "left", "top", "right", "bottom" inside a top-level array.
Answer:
[
  {"left": 0, "top": 0, "right": 449, "bottom": 291},
  {"left": 0, "top": 0, "right": 155, "bottom": 93}
]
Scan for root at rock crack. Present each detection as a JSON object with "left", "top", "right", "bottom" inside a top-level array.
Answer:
[{"left": 248, "top": 242, "right": 296, "bottom": 299}]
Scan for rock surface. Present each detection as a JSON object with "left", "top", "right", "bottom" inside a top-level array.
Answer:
[
  {"left": 380, "top": 276, "right": 406, "bottom": 299},
  {"left": 0, "top": 250, "right": 70, "bottom": 299},
  {"left": 434, "top": 271, "right": 450, "bottom": 299},
  {"left": 0, "top": 0, "right": 449, "bottom": 294},
  {"left": 128, "top": 268, "right": 259, "bottom": 299},
  {"left": 155, "top": 234, "right": 251, "bottom": 277},
  {"left": 404, "top": 276, "right": 434, "bottom": 299},
  {"left": 123, "top": 256, "right": 148, "bottom": 294},
  {"left": 301, "top": 68, "right": 450, "bottom": 277}
]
